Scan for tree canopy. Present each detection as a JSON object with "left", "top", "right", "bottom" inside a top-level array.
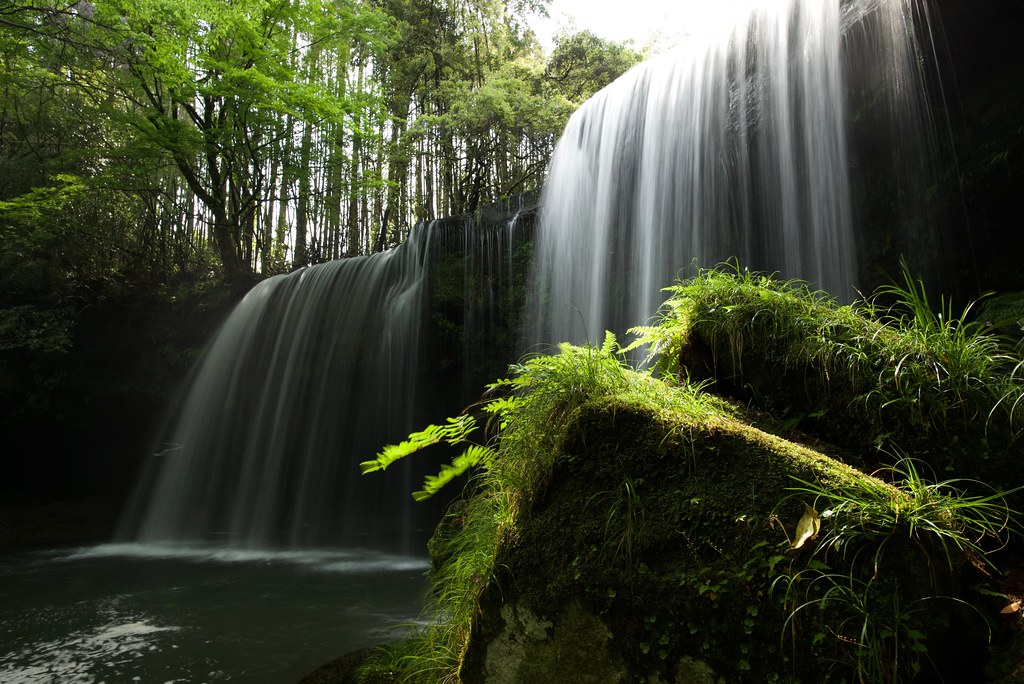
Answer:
[{"left": 0, "top": 0, "right": 641, "bottom": 297}]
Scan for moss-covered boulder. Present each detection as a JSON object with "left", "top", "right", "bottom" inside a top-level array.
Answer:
[
  {"left": 978, "top": 292, "right": 1024, "bottom": 345},
  {"left": 460, "top": 392, "right": 988, "bottom": 682},
  {"left": 629, "top": 268, "right": 1024, "bottom": 495},
  {"left": 359, "top": 334, "right": 1015, "bottom": 683}
]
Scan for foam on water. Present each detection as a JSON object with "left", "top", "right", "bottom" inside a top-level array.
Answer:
[
  {"left": 1, "top": 609, "right": 179, "bottom": 684},
  {"left": 0, "top": 546, "right": 428, "bottom": 683},
  {"left": 67, "top": 543, "right": 430, "bottom": 573}
]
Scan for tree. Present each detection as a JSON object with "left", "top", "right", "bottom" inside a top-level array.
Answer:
[
  {"left": 1, "top": 0, "right": 641, "bottom": 277},
  {"left": 1, "top": 0, "right": 396, "bottom": 284},
  {"left": 544, "top": 30, "right": 642, "bottom": 104},
  {"left": 95, "top": 0, "right": 395, "bottom": 284}
]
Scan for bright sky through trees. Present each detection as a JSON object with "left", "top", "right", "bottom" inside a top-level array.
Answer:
[{"left": 536, "top": 0, "right": 789, "bottom": 52}]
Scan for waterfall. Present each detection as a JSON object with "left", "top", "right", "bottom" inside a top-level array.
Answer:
[
  {"left": 118, "top": 207, "right": 535, "bottom": 551},
  {"left": 119, "top": 0, "right": 947, "bottom": 552},
  {"left": 528, "top": 0, "right": 941, "bottom": 346}
]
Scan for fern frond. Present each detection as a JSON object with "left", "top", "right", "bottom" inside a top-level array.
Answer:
[
  {"left": 412, "top": 444, "right": 497, "bottom": 501},
  {"left": 600, "top": 330, "right": 619, "bottom": 355},
  {"left": 360, "top": 414, "right": 478, "bottom": 474}
]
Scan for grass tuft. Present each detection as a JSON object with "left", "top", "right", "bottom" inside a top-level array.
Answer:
[{"left": 628, "top": 262, "right": 1024, "bottom": 489}]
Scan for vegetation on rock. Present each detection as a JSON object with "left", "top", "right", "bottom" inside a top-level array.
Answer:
[
  {"left": 359, "top": 267, "right": 1024, "bottom": 682},
  {"left": 629, "top": 263, "right": 1024, "bottom": 495}
]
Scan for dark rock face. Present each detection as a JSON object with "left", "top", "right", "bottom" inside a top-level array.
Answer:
[
  {"left": 929, "top": 0, "right": 1024, "bottom": 296},
  {"left": 463, "top": 600, "right": 623, "bottom": 684}
]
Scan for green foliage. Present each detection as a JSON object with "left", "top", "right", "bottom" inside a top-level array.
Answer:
[
  {"left": 0, "top": 174, "right": 86, "bottom": 225},
  {"left": 770, "top": 457, "right": 1018, "bottom": 682},
  {"left": 978, "top": 291, "right": 1024, "bottom": 340},
  {"left": 360, "top": 332, "right": 639, "bottom": 680},
  {"left": 588, "top": 475, "right": 644, "bottom": 566},
  {"left": 627, "top": 262, "right": 1024, "bottom": 489},
  {"left": 776, "top": 570, "right": 935, "bottom": 683},
  {"left": 794, "top": 457, "right": 1019, "bottom": 574},
  {"left": 544, "top": 30, "right": 644, "bottom": 104},
  {"left": 864, "top": 259, "right": 1020, "bottom": 434},
  {"left": 0, "top": 305, "right": 73, "bottom": 354},
  {"left": 358, "top": 263, "right": 1024, "bottom": 682},
  {"left": 359, "top": 492, "right": 507, "bottom": 683},
  {"left": 626, "top": 261, "right": 845, "bottom": 382},
  {"left": 360, "top": 414, "right": 495, "bottom": 501},
  {"left": 363, "top": 293, "right": 1021, "bottom": 680},
  {"left": 0, "top": 0, "right": 638, "bottom": 284},
  {"left": 364, "top": 331, "right": 633, "bottom": 499}
]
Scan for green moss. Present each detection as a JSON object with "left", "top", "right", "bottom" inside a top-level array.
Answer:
[
  {"left": 630, "top": 266, "right": 1024, "bottom": 494},
  {"left": 482, "top": 391, "right": 917, "bottom": 681},
  {"left": 978, "top": 291, "right": 1024, "bottom": 343},
  {"left": 361, "top": 280, "right": 1020, "bottom": 682}
]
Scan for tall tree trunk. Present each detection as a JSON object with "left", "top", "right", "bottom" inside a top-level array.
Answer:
[
  {"left": 213, "top": 214, "right": 247, "bottom": 287},
  {"left": 295, "top": 119, "right": 313, "bottom": 267},
  {"left": 345, "top": 63, "right": 365, "bottom": 256}
]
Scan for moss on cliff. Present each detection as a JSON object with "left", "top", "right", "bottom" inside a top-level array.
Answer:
[{"left": 462, "top": 391, "right": 992, "bottom": 681}]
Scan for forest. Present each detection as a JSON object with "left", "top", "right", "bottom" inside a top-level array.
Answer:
[
  {"left": 0, "top": 0, "right": 642, "bottom": 505},
  {"left": 0, "top": 0, "right": 638, "bottom": 311}
]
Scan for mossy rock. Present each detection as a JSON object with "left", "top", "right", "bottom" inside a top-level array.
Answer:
[
  {"left": 978, "top": 292, "right": 1024, "bottom": 344},
  {"left": 362, "top": 334, "right": 1015, "bottom": 683},
  {"left": 459, "top": 393, "right": 988, "bottom": 682},
  {"left": 652, "top": 272, "right": 1024, "bottom": 497}
]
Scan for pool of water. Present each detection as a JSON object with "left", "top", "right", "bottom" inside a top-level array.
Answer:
[{"left": 0, "top": 544, "right": 429, "bottom": 683}]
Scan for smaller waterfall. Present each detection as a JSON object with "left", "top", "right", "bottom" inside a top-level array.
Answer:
[
  {"left": 528, "top": 0, "right": 941, "bottom": 346},
  {"left": 119, "top": 206, "right": 535, "bottom": 552}
]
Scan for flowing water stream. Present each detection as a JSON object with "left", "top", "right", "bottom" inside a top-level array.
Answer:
[
  {"left": 0, "top": 213, "right": 529, "bottom": 683},
  {"left": 527, "top": 0, "right": 941, "bottom": 346}
]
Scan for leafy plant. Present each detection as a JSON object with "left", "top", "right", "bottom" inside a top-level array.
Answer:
[
  {"left": 625, "top": 262, "right": 1024, "bottom": 490},
  {"left": 771, "top": 457, "right": 1017, "bottom": 681},
  {"left": 792, "top": 457, "right": 1019, "bottom": 576},
  {"left": 360, "top": 414, "right": 495, "bottom": 501},
  {"left": 864, "top": 258, "right": 1020, "bottom": 436},
  {"left": 588, "top": 475, "right": 644, "bottom": 565},
  {"left": 774, "top": 570, "right": 935, "bottom": 683},
  {"left": 358, "top": 333, "right": 637, "bottom": 680},
  {"left": 359, "top": 269, "right": 1024, "bottom": 682},
  {"left": 362, "top": 331, "right": 632, "bottom": 498}
]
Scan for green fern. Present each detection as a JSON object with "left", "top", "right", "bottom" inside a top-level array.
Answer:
[
  {"left": 413, "top": 444, "right": 496, "bottom": 501},
  {"left": 359, "top": 414, "right": 479, "bottom": 475},
  {"left": 360, "top": 413, "right": 497, "bottom": 501},
  {"left": 357, "top": 334, "right": 718, "bottom": 681}
]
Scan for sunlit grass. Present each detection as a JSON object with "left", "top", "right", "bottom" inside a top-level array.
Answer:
[
  {"left": 772, "top": 456, "right": 1018, "bottom": 682},
  {"left": 628, "top": 261, "right": 1024, "bottom": 482}
]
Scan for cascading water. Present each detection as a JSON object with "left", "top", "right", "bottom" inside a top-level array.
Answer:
[
  {"left": 119, "top": 230, "right": 430, "bottom": 551},
  {"left": 430, "top": 194, "right": 537, "bottom": 391},
  {"left": 118, "top": 0, "right": 945, "bottom": 553},
  {"left": 118, "top": 207, "right": 535, "bottom": 552},
  {"left": 528, "top": 0, "right": 942, "bottom": 347}
]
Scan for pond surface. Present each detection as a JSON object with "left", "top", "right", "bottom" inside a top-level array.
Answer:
[{"left": 0, "top": 544, "right": 429, "bottom": 683}]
